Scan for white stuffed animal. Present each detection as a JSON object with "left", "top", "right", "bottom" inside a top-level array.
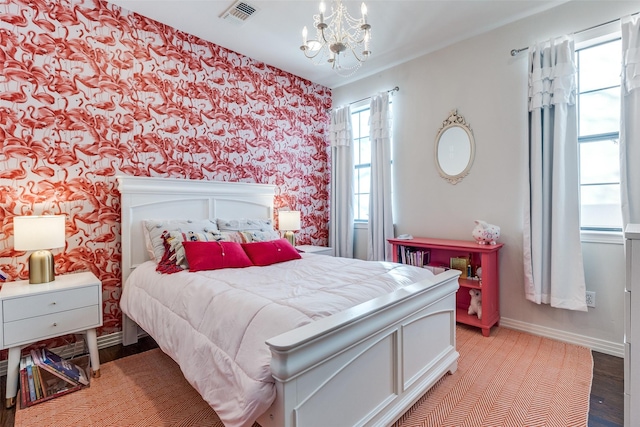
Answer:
[
  {"left": 468, "top": 289, "right": 482, "bottom": 319},
  {"left": 472, "top": 220, "right": 500, "bottom": 245}
]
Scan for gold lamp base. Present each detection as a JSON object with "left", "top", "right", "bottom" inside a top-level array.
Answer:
[
  {"left": 28, "top": 250, "right": 56, "bottom": 284},
  {"left": 284, "top": 231, "right": 296, "bottom": 247}
]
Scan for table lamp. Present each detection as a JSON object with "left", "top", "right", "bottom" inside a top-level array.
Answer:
[
  {"left": 13, "top": 215, "right": 66, "bottom": 284},
  {"left": 279, "top": 211, "right": 301, "bottom": 247}
]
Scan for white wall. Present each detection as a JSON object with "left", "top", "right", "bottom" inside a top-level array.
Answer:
[{"left": 333, "top": 1, "right": 639, "bottom": 357}]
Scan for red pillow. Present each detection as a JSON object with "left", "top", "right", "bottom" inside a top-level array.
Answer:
[
  {"left": 182, "top": 241, "right": 253, "bottom": 271},
  {"left": 241, "top": 238, "right": 302, "bottom": 266}
]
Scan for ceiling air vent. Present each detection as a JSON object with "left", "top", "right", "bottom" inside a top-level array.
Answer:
[{"left": 219, "top": 1, "right": 258, "bottom": 26}]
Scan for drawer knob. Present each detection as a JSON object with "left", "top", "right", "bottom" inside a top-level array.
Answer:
[
  {"left": 52, "top": 323, "right": 57, "bottom": 327},
  {"left": 52, "top": 302, "right": 56, "bottom": 305}
]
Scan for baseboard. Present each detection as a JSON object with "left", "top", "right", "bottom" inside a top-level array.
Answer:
[
  {"left": 500, "top": 317, "right": 624, "bottom": 358},
  {"left": 1, "top": 322, "right": 622, "bottom": 378},
  {"left": 0, "top": 331, "right": 125, "bottom": 377}
]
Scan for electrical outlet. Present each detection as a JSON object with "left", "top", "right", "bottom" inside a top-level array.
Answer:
[{"left": 586, "top": 291, "right": 596, "bottom": 308}]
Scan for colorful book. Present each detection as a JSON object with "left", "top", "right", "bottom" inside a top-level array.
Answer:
[
  {"left": 25, "top": 363, "right": 36, "bottom": 402},
  {"left": 34, "top": 364, "right": 48, "bottom": 398},
  {"left": 31, "top": 349, "right": 81, "bottom": 386},
  {"left": 19, "top": 368, "right": 28, "bottom": 407},
  {"left": 40, "top": 348, "right": 89, "bottom": 386},
  {"left": 31, "top": 364, "right": 42, "bottom": 400}
]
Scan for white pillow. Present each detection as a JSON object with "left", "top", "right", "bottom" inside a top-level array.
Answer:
[
  {"left": 216, "top": 218, "right": 280, "bottom": 242},
  {"left": 143, "top": 219, "right": 220, "bottom": 262}
]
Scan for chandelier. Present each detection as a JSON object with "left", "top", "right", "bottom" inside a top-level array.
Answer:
[{"left": 300, "top": 0, "right": 372, "bottom": 76}]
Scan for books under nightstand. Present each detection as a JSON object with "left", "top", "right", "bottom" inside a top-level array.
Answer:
[{"left": 19, "top": 349, "right": 90, "bottom": 408}]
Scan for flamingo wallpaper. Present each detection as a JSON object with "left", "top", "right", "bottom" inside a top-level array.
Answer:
[{"left": 0, "top": 0, "right": 332, "bottom": 339}]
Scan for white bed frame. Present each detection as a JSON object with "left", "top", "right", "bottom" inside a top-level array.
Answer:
[{"left": 118, "top": 175, "right": 460, "bottom": 427}]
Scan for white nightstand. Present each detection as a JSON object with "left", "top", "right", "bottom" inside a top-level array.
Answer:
[
  {"left": 296, "top": 245, "right": 334, "bottom": 256},
  {"left": 0, "top": 271, "right": 103, "bottom": 408}
]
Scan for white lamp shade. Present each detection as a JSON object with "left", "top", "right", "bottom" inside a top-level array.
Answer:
[
  {"left": 279, "top": 211, "right": 301, "bottom": 231},
  {"left": 14, "top": 215, "right": 66, "bottom": 250}
]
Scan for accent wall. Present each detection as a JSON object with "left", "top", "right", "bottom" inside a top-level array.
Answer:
[{"left": 0, "top": 0, "right": 331, "bottom": 339}]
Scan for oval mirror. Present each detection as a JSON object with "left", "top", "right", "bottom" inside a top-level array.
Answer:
[{"left": 434, "top": 109, "right": 475, "bottom": 184}]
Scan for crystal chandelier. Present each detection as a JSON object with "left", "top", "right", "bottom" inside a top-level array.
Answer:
[{"left": 300, "top": 0, "right": 371, "bottom": 76}]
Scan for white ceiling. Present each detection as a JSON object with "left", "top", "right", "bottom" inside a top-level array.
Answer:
[{"left": 108, "top": 0, "right": 568, "bottom": 89}]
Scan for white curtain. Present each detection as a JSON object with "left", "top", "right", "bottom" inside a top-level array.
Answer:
[
  {"left": 523, "top": 37, "right": 587, "bottom": 311},
  {"left": 329, "top": 106, "right": 354, "bottom": 258},
  {"left": 367, "top": 92, "right": 394, "bottom": 261},
  {"left": 621, "top": 15, "right": 640, "bottom": 227}
]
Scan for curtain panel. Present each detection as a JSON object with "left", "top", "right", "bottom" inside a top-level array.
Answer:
[
  {"left": 367, "top": 92, "right": 394, "bottom": 261},
  {"left": 329, "top": 106, "right": 354, "bottom": 258},
  {"left": 523, "top": 37, "right": 587, "bottom": 311},
  {"left": 621, "top": 15, "right": 640, "bottom": 227}
]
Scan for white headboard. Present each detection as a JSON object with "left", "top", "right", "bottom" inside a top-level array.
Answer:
[{"left": 117, "top": 176, "right": 276, "bottom": 284}]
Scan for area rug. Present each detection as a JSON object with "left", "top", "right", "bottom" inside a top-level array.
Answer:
[
  {"left": 392, "top": 325, "right": 593, "bottom": 427},
  {"left": 15, "top": 326, "right": 592, "bottom": 427}
]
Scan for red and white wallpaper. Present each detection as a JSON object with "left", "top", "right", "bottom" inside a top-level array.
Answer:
[{"left": 0, "top": 0, "right": 332, "bottom": 339}]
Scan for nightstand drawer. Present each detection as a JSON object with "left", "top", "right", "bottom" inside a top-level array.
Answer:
[
  {"left": 3, "top": 305, "right": 101, "bottom": 347},
  {"left": 2, "top": 285, "right": 99, "bottom": 322}
]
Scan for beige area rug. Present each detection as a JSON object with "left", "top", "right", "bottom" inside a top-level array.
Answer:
[{"left": 15, "top": 326, "right": 592, "bottom": 427}]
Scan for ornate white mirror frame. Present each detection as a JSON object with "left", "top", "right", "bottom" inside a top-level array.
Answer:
[{"left": 434, "top": 109, "right": 475, "bottom": 185}]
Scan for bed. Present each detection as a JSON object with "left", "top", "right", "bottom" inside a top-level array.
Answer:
[{"left": 117, "top": 175, "right": 460, "bottom": 427}]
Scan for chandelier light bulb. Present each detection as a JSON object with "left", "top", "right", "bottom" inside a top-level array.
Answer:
[
  {"left": 319, "top": 2, "right": 325, "bottom": 24},
  {"left": 302, "top": 26, "right": 308, "bottom": 45},
  {"left": 361, "top": 3, "right": 367, "bottom": 24}
]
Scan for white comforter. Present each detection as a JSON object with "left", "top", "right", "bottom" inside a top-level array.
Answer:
[{"left": 120, "top": 253, "right": 436, "bottom": 427}]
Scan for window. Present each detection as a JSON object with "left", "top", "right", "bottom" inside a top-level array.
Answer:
[
  {"left": 351, "top": 100, "right": 393, "bottom": 222},
  {"left": 577, "top": 37, "right": 622, "bottom": 231},
  {"left": 351, "top": 105, "right": 370, "bottom": 221}
]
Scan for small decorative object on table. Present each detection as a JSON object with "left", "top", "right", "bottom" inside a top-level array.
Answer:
[
  {"left": 472, "top": 220, "right": 500, "bottom": 245},
  {"left": 450, "top": 256, "right": 469, "bottom": 278},
  {"left": 468, "top": 289, "right": 482, "bottom": 319}
]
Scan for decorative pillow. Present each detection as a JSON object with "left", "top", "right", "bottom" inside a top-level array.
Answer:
[
  {"left": 217, "top": 230, "right": 251, "bottom": 243},
  {"left": 217, "top": 218, "right": 280, "bottom": 242},
  {"left": 143, "top": 219, "right": 219, "bottom": 262},
  {"left": 155, "top": 230, "right": 220, "bottom": 274},
  {"left": 182, "top": 241, "right": 253, "bottom": 271},
  {"left": 241, "top": 238, "right": 302, "bottom": 266}
]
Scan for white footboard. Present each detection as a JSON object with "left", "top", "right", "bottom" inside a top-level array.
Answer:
[{"left": 257, "top": 269, "right": 460, "bottom": 427}]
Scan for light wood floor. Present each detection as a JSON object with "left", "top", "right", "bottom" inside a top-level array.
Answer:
[{"left": 0, "top": 337, "right": 624, "bottom": 426}]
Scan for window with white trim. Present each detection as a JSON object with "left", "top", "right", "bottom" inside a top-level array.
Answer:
[
  {"left": 351, "top": 105, "right": 370, "bottom": 222},
  {"left": 351, "top": 102, "right": 393, "bottom": 222},
  {"left": 577, "top": 37, "right": 622, "bottom": 231}
]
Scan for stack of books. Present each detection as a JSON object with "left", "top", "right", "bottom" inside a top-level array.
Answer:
[
  {"left": 19, "top": 349, "right": 90, "bottom": 408},
  {"left": 399, "top": 246, "right": 431, "bottom": 267}
]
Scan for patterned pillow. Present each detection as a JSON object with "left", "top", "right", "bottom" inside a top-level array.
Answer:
[
  {"left": 214, "top": 230, "right": 246, "bottom": 243},
  {"left": 143, "top": 219, "right": 220, "bottom": 262},
  {"left": 156, "top": 230, "right": 221, "bottom": 274},
  {"left": 216, "top": 218, "right": 280, "bottom": 242}
]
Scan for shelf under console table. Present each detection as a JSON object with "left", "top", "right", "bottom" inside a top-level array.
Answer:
[{"left": 388, "top": 237, "right": 503, "bottom": 337}]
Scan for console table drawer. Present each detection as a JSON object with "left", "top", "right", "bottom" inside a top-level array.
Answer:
[
  {"left": 3, "top": 305, "right": 101, "bottom": 347},
  {"left": 2, "top": 286, "right": 99, "bottom": 322}
]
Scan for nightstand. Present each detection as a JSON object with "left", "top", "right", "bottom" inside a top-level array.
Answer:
[
  {"left": 0, "top": 271, "right": 102, "bottom": 408},
  {"left": 296, "top": 245, "right": 334, "bottom": 256}
]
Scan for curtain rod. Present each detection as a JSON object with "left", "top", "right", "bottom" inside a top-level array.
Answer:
[
  {"left": 347, "top": 86, "right": 399, "bottom": 106},
  {"left": 510, "top": 11, "right": 639, "bottom": 56},
  {"left": 330, "top": 86, "right": 399, "bottom": 111}
]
